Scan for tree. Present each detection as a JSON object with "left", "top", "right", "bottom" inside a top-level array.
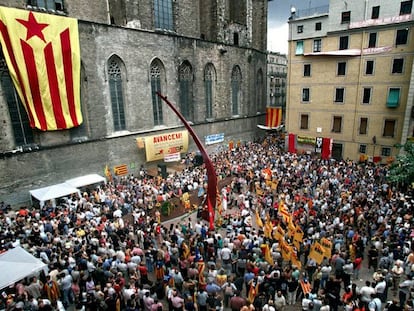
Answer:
[{"left": 387, "top": 141, "right": 414, "bottom": 187}]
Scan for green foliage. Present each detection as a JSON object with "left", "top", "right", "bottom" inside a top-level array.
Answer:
[
  {"left": 387, "top": 141, "right": 414, "bottom": 185},
  {"left": 161, "top": 201, "right": 171, "bottom": 216}
]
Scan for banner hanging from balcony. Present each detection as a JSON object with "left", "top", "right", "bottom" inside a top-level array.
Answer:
[
  {"left": 0, "top": 6, "right": 82, "bottom": 131},
  {"left": 257, "top": 107, "right": 283, "bottom": 130}
]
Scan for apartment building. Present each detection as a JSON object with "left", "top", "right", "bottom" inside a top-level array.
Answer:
[
  {"left": 267, "top": 51, "right": 287, "bottom": 120},
  {"left": 286, "top": 0, "right": 414, "bottom": 161}
]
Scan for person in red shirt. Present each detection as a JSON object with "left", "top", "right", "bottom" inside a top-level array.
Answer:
[{"left": 138, "top": 262, "right": 149, "bottom": 284}]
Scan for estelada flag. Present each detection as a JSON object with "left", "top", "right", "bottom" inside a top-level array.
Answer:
[{"left": 0, "top": 6, "right": 82, "bottom": 131}]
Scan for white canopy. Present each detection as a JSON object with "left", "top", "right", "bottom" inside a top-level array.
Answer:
[
  {"left": 29, "top": 183, "right": 81, "bottom": 207},
  {"left": 65, "top": 173, "right": 106, "bottom": 188},
  {"left": 0, "top": 246, "right": 47, "bottom": 290}
]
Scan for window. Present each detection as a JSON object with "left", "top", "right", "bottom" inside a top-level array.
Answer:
[
  {"left": 204, "top": 64, "right": 215, "bottom": 119},
  {"left": 383, "top": 119, "right": 396, "bottom": 137},
  {"left": 396, "top": 28, "right": 409, "bottom": 45},
  {"left": 368, "top": 32, "right": 377, "bottom": 48},
  {"left": 371, "top": 6, "right": 380, "bottom": 19},
  {"left": 300, "top": 114, "right": 309, "bottom": 129},
  {"left": 231, "top": 65, "right": 242, "bottom": 116},
  {"left": 365, "top": 60, "right": 374, "bottom": 75},
  {"left": 387, "top": 88, "right": 400, "bottom": 108},
  {"left": 108, "top": 57, "right": 126, "bottom": 131},
  {"left": 381, "top": 147, "right": 391, "bottom": 156},
  {"left": 297, "top": 25, "right": 303, "bottom": 33},
  {"left": 179, "top": 61, "right": 193, "bottom": 121},
  {"left": 233, "top": 33, "right": 239, "bottom": 46},
  {"left": 362, "top": 87, "right": 372, "bottom": 104},
  {"left": 359, "top": 117, "right": 368, "bottom": 135},
  {"left": 313, "top": 39, "right": 321, "bottom": 52},
  {"left": 400, "top": 1, "right": 413, "bottom": 15},
  {"left": 335, "top": 88, "right": 345, "bottom": 103},
  {"left": 332, "top": 116, "right": 342, "bottom": 133},
  {"left": 154, "top": 0, "right": 173, "bottom": 30},
  {"left": 0, "top": 56, "right": 34, "bottom": 146},
  {"left": 302, "top": 88, "right": 310, "bottom": 102},
  {"left": 315, "top": 22, "right": 322, "bottom": 31},
  {"left": 339, "top": 36, "right": 349, "bottom": 50},
  {"left": 337, "top": 62, "right": 346, "bottom": 76},
  {"left": 392, "top": 58, "right": 404, "bottom": 73},
  {"left": 359, "top": 144, "right": 367, "bottom": 153},
  {"left": 150, "top": 59, "right": 164, "bottom": 125},
  {"left": 256, "top": 69, "right": 264, "bottom": 112},
  {"left": 296, "top": 41, "right": 304, "bottom": 55},
  {"left": 341, "top": 11, "right": 351, "bottom": 23},
  {"left": 27, "top": 0, "right": 64, "bottom": 11},
  {"left": 304, "top": 64, "right": 311, "bottom": 77}
]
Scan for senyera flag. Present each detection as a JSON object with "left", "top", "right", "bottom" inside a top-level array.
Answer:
[{"left": 0, "top": 6, "right": 82, "bottom": 131}]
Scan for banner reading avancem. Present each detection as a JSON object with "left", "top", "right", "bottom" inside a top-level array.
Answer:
[{"left": 143, "top": 130, "right": 189, "bottom": 162}]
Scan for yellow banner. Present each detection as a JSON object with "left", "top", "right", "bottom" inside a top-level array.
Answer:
[
  {"left": 141, "top": 130, "right": 189, "bottom": 162},
  {"left": 293, "top": 226, "right": 304, "bottom": 250},
  {"left": 287, "top": 220, "right": 296, "bottom": 238},
  {"left": 280, "top": 239, "right": 292, "bottom": 261},
  {"left": 273, "top": 224, "right": 285, "bottom": 241},
  {"left": 291, "top": 251, "right": 302, "bottom": 270},
  {"left": 309, "top": 242, "right": 325, "bottom": 265},
  {"left": 320, "top": 238, "right": 332, "bottom": 259}
]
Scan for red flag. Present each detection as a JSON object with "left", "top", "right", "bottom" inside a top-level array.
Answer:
[
  {"left": 321, "top": 137, "right": 333, "bottom": 159},
  {"left": 288, "top": 133, "right": 296, "bottom": 153},
  {"left": 0, "top": 7, "right": 82, "bottom": 131}
]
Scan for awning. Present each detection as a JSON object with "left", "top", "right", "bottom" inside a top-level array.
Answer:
[
  {"left": 0, "top": 246, "right": 47, "bottom": 290},
  {"left": 65, "top": 174, "right": 106, "bottom": 188},
  {"left": 29, "top": 183, "right": 81, "bottom": 207}
]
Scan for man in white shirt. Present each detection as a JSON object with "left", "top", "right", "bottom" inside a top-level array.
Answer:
[
  {"left": 374, "top": 276, "right": 387, "bottom": 303},
  {"left": 360, "top": 281, "right": 376, "bottom": 305}
]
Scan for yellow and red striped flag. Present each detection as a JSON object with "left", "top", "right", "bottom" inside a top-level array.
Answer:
[
  {"left": 248, "top": 281, "right": 259, "bottom": 303},
  {"left": 0, "top": 6, "right": 82, "bottom": 131},
  {"left": 278, "top": 200, "right": 291, "bottom": 223},
  {"left": 265, "top": 107, "right": 282, "bottom": 128},
  {"left": 114, "top": 164, "right": 128, "bottom": 176}
]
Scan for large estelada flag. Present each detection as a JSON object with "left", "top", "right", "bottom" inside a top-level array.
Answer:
[{"left": 0, "top": 6, "right": 82, "bottom": 131}]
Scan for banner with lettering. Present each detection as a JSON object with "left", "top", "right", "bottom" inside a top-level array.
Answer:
[
  {"left": 320, "top": 238, "right": 333, "bottom": 259},
  {"left": 309, "top": 242, "right": 325, "bottom": 265},
  {"left": 141, "top": 130, "right": 189, "bottom": 162}
]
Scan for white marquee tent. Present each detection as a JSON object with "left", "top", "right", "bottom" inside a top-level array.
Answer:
[
  {"left": 64, "top": 173, "right": 106, "bottom": 188},
  {"left": 29, "top": 183, "right": 81, "bottom": 207},
  {"left": 0, "top": 246, "right": 47, "bottom": 290}
]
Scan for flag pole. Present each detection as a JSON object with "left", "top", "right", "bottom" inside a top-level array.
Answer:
[{"left": 156, "top": 92, "right": 217, "bottom": 231}]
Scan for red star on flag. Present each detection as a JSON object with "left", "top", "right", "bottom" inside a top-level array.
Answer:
[{"left": 17, "top": 11, "right": 49, "bottom": 42}]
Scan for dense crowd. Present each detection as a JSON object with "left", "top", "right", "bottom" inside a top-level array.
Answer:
[{"left": 0, "top": 134, "right": 413, "bottom": 311}]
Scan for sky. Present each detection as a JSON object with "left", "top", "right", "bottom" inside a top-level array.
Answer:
[{"left": 267, "top": 0, "right": 330, "bottom": 54}]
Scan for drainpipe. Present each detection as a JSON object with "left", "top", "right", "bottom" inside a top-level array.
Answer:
[{"left": 106, "top": 0, "right": 111, "bottom": 24}]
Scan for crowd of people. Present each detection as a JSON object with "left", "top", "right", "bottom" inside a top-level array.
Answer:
[{"left": 0, "top": 134, "right": 413, "bottom": 311}]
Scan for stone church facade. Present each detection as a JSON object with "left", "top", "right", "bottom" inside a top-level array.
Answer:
[{"left": 0, "top": 0, "right": 268, "bottom": 206}]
